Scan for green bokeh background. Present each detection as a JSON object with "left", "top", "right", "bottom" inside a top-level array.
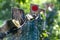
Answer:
[{"left": 0, "top": 0, "right": 60, "bottom": 40}]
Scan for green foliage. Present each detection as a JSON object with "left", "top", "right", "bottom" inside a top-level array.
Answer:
[
  {"left": 0, "top": 0, "right": 60, "bottom": 40},
  {"left": 0, "top": 20, "right": 3, "bottom": 25}
]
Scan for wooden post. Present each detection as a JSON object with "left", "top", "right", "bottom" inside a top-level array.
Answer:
[{"left": 12, "top": 8, "right": 25, "bottom": 25}]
